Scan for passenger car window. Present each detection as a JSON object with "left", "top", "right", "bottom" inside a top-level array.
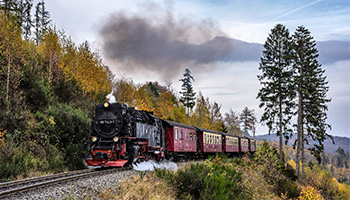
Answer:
[
  {"left": 180, "top": 130, "right": 183, "bottom": 140},
  {"left": 175, "top": 129, "right": 178, "bottom": 141}
]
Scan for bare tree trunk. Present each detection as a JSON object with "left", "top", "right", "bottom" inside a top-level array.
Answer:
[
  {"left": 49, "top": 52, "right": 52, "bottom": 85},
  {"left": 279, "top": 98, "right": 283, "bottom": 161},
  {"left": 301, "top": 128, "right": 305, "bottom": 178},
  {"left": 297, "top": 63, "right": 303, "bottom": 177},
  {"left": 296, "top": 84, "right": 302, "bottom": 175},
  {"left": 6, "top": 53, "right": 11, "bottom": 103},
  {"left": 253, "top": 126, "right": 256, "bottom": 138}
]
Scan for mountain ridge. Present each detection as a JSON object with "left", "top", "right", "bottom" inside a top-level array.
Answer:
[{"left": 256, "top": 134, "right": 350, "bottom": 153}]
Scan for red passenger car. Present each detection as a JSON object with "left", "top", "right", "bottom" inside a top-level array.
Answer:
[
  {"left": 223, "top": 134, "right": 240, "bottom": 153},
  {"left": 163, "top": 120, "right": 197, "bottom": 158},
  {"left": 249, "top": 138, "right": 256, "bottom": 152},
  {"left": 197, "top": 128, "right": 222, "bottom": 153},
  {"left": 240, "top": 136, "right": 250, "bottom": 152}
]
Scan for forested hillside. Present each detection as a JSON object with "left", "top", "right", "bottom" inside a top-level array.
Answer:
[
  {"left": 257, "top": 134, "right": 350, "bottom": 153},
  {"left": 0, "top": 0, "right": 114, "bottom": 180},
  {"left": 257, "top": 135, "right": 350, "bottom": 186}
]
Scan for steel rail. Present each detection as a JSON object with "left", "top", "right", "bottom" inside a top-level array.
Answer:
[
  {"left": 0, "top": 168, "right": 95, "bottom": 190},
  {"left": 0, "top": 167, "right": 132, "bottom": 199}
]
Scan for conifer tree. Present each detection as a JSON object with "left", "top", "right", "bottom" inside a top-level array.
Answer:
[
  {"left": 209, "top": 101, "right": 224, "bottom": 131},
  {"left": 0, "top": 0, "right": 17, "bottom": 16},
  {"left": 179, "top": 68, "right": 196, "bottom": 116},
  {"left": 292, "top": 26, "right": 332, "bottom": 176},
  {"left": 34, "top": 0, "right": 50, "bottom": 44},
  {"left": 257, "top": 24, "right": 296, "bottom": 161},
  {"left": 239, "top": 107, "right": 257, "bottom": 137},
  {"left": 21, "top": 0, "right": 33, "bottom": 40},
  {"left": 224, "top": 108, "right": 241, "bottom": 135},
  {"left": 0, "top": 0, "right": 33, "bottom": 39},
  {"left": 194, "top": 92, "right": 211, "bottom": 129}
]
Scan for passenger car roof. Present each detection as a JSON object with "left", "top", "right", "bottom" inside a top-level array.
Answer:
[
  {"left": 195, "top": 127, "right": 222, "bottom": 135},
  {"left": 223, "top": 133, "right": 240, "bottom": 137},
  {"left": 162, "top": 119, "right": 197, "bottom": 130}
]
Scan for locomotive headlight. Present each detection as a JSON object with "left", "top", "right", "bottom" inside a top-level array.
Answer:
[
  {"left": 104, "top": 102, "right": 109, "bottom": 108},
  {"left": 92, "top": 137, "right": 97, "bottom": 142},
  {"left": 113, "top": 137, "right": 119, "bottom": 142}
]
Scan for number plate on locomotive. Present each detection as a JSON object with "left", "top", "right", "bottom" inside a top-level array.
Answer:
[{"left": 99, "top": 120, "right": 115, "bottom": 124}]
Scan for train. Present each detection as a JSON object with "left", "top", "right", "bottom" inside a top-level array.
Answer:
[{"left": 84, "top": 101, "right": 256, "bottom": 167}]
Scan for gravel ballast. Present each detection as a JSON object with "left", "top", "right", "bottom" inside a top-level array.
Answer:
[{"left": 6, "top": 169, "right": 138, "bottom": 200}]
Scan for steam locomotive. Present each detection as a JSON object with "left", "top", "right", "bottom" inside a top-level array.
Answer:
[{"left": 85, "top": 102, "right": 256, "bottom": 167}]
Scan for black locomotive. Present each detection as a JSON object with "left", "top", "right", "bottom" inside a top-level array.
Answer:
[{"left": 85, "top": 102, "right": 164, "bottom": 167}]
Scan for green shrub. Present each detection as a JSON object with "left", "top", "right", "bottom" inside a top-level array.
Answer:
[
  {"left": 35, "top": 103, "right": 90, "bottom": 170},
  {"left": 173, "top": 163, "right": 207, "bottom": 199},
  {"left": 64, "top": 143, "right": 86, "bottom": 170},
  {"left": 0, "top": 136, "right": 66, "bottom": 181},
  {"left": 157, "top": 160, "right": 251, "bottom": 200},
  {"left": 0, "top": 137, "right": 35, "bottom": 181},
  {"left": 204, "top": 161, "right": 249, "bottom": 200},
  {"left": 44, "top": 144, "right": 65, "bottom": 172},
  {"left": 254, "top": 141, "right": 300, "bottom": 198},
  {"left": 46, "top": 104, "right": 90, "bottom": 148},
  {"left": 21, "top": 67, "right": 51, "bottom": 112}
]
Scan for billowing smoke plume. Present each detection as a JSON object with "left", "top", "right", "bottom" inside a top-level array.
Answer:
[{"left": 99, "top": 3, "right": 262, "bottom": 80}]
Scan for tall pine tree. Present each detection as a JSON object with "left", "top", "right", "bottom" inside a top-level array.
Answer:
[
  {"left": 239, "top": 107, "right": 257, "bottom": 137},
  {"left": 257, "top": 24, "right": 296, "bottom": 161},
  {"left": 224, "top": 109, "right": 241, "bottom": 135},
  {"left": 292, "top": 26, "right": 332, "bottom": 176},
  {"left": 179, "top": 68, "right": 196, "bottom": 116},
  {"left": 34, "top": 0, "right": 50, "bottom": 45},
  {"left": 21, "top": 0, "right": 33, "bottom": 40}
]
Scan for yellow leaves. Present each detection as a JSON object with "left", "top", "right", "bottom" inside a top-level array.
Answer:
[
  {"left": 0, "top": 129, "right": 5, "bottom": 146},
  {"left": 115, "top": 78, "right": 137, "bottom": 105},
  {"left": 49, "top": 116, "right": 56, "bottom": 125},
  {"left": 58, "top": 39, "right": 112, "bottom": 100},
  {"left": 331, "top": 177, "right": 350, "bottom": 200},
  {"left": 135, "top": 88, "right": 153, "bottom": 112},
  {"left": 37, "top": 27, "right": 63, "bottom": 84},
  {"left": 155, "top": 91, "right": 174, "bottom": 119},
  {"left": 298, "top": 185, "right": 323, "bottom": 200},
  {"left": 288, "top": 159, "right": 297, "bottom": 170}
]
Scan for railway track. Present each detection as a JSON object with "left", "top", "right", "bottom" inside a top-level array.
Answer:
[{"left": 0, "top": 167, "right": 132, "bottom": 199}]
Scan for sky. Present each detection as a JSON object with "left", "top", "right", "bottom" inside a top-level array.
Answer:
[{"left": 35, "top": 0, "right": 350, "bottom": 138}]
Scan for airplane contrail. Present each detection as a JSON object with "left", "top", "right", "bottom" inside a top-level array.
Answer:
[{"left": 271, "top": 0, "right": 323, "bottom": 22}]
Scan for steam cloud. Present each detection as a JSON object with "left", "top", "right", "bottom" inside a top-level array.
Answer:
[{"left": 98, "top": 3, "right": 262, "bottom": 80}]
